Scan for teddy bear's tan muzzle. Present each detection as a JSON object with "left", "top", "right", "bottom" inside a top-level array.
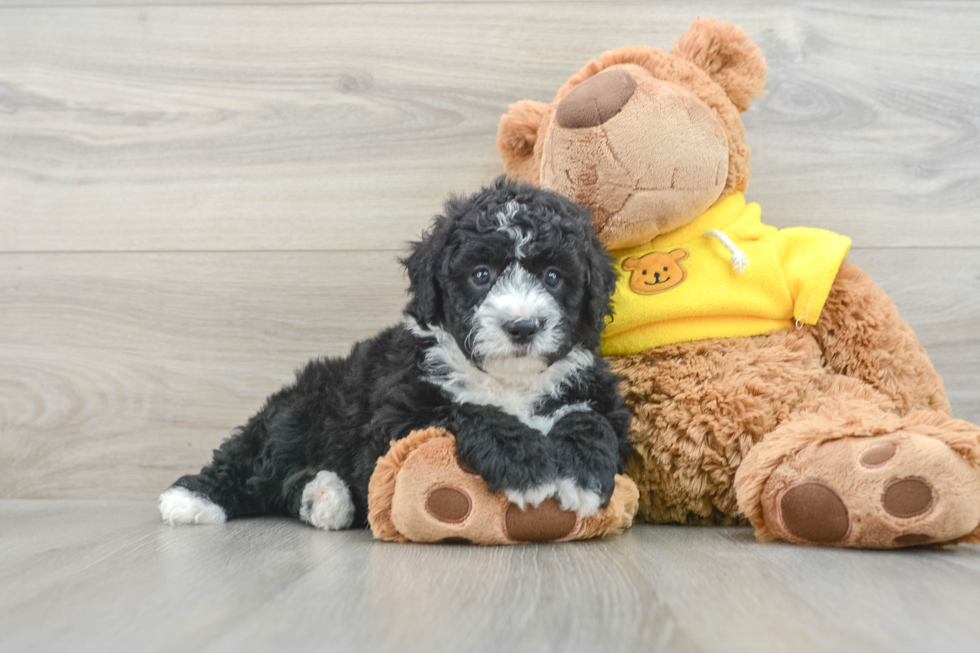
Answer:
[{"left": 541, "top": 70, "right": 732, "bottom": 250}]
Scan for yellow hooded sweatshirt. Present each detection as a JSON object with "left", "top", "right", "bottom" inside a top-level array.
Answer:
[{"left": 600, "top": 193, "right": 851, "bottom": 356}]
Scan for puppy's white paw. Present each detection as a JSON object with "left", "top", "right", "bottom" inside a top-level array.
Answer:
[
  {"left": 557, "top": 478, "right": 602, "bottom": 518},
  {"left": 159, "top": 487, "right": 227, "bottom": 526},
  {"left": 300, "top": 471, "right": 355, "bottom": 530},
  {"left": 504, "top": 482, "right": 557, "bottom": 510}
]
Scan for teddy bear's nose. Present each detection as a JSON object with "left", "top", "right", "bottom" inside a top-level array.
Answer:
[{"left": 555, "top": 68, "right": 637, "bottom": 129}]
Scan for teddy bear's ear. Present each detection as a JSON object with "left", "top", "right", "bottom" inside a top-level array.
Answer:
[
  {"left": 622, "top": 257, "right": 640, "bottom": 271},
  {"left": 670, "top": 18, "right": 767, "bottom": 112},
  {"left": 497, "top": 99, "right": 552, "bottom": 184},
  {"left": 670, "top": 249, "right": 689, "bottom": 262}
]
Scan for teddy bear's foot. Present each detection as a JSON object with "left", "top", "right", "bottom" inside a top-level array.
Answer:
[
  {"left": 758, "top": 432, "right": 980, "bottom": 548},
  {"left": 367, "top": 427, "right": 639, "bottom": 545}
]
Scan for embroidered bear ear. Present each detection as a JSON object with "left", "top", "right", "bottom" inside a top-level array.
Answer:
[
  {"left": 670, "top": 18, "right": 767, "bottom": 112},
  {"left": 497, "top": 100, "right": 553, "bottom": 185},
  {"left": 622, "top": 257, "right": 641, "bottom": 271},
  {"left": 670, "top": 249, "right": 689, "bottom": 262}
]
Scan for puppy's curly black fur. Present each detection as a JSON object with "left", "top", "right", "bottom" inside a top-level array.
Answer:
[{"left": 161, "top": 177, "right": 631, "bottom": 529}]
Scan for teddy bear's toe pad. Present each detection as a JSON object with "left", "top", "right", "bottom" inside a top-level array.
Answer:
[
  {"left": 859, "top": 443, "right": 896, "bottom": 468},
  {"left": 762, "top": 433, "right": 980, "bottom": 548},
  {"left": 881, "top": 478, "right": 934, "bottom": 518}
]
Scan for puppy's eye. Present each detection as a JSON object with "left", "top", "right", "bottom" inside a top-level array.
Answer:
[
  {"left": 544, "top": 269, "right": 563, "bottom": 288},
  {"left": 471, "top": 267, "right": 492, "bottom": 287}
]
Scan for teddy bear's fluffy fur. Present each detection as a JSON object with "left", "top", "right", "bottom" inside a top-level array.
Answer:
[
  {"left": 496, "top": 18, "right": 980, "bottom": 548},
  {"left": 612, "top": 262, "right": 958, "bottom": 528}
]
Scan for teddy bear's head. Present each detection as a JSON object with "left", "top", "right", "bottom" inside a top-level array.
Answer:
[{"left": 497, "top": 18, "right": 767, "bottom": 250}]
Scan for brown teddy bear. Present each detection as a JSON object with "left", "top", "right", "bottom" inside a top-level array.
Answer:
[
  {"left": 368, "top": 17, "right": 980, "bottom": 548},
  {"left": 486, "top": 17, "right": 980, "bottom": 548}
]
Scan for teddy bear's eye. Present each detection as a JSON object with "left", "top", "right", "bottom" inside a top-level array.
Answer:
[
  {"left": 663, "top": 267, "right": 669, "bottom": 272},
  {"left": 471, "top": 267, "right": 493, "bottom": 287}
]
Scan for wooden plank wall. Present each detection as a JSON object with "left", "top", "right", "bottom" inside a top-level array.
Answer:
[{"left": 2, "top": 1, "right": 979, "bottom": 499}]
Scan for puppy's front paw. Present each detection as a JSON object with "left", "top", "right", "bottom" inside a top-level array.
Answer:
[
  {"left": 504, "top": 483, "right": 558, "bottom": 510},
  {"left": 556, "top": 478, "right": 603, "bottom": 518}
]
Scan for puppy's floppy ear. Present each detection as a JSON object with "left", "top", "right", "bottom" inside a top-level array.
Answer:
[
  {"left": 579, "top": 214, "right": 619, "bottom": 349},
  {"left": 402, "top": 215, "right": 451, "bottom": 327},
  {"left": 497, "top": 100, "right": 552, "bottom": 185},
  {"left": 671, "top": 18, "right": 767, "bottom": 112}
]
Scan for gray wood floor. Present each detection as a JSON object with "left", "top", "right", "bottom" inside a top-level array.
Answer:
[{"left": 2, "top": 500, "right": 980, "bottom": 653}]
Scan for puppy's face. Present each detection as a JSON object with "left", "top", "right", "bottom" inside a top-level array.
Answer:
[
  {"left": 442, "top": 206, "right": 577, "bottom": 375},
  {"left": 405, "top": 178, "right": 616, "bottom": 375}
]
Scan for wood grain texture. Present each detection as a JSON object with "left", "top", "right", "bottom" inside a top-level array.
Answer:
[
  {"left": 2, "top": 501, "right": 980, "bottom": 653},
  {"left": 0, "top": 251, "right": 408, "bottom": 499},
  {"left": 1, "top": 248, "right": 977, "bottom": 500},
  {"left": 2, "top": 2, "right": 980, "bottom": 251},
  {"left": 0, "top": 2, "right": 978, "bottom": 503},
  {"left": 2, "top": 0, "right": 587, "bottom": 5}
]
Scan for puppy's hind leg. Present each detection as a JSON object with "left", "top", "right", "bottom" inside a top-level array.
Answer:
[
  {"left": 289, "top": 469, "right": 356, "bottom": 531},
  {"left": 160, "top": 420, "right": 269, "bottom": 526},
  {"left": 159, "top": 485, "right": 227, "bottom": 526}
]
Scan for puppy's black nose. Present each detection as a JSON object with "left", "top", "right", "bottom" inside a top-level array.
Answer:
[{"left": 503, "top": 319, "right": 540, "bottom": 344}]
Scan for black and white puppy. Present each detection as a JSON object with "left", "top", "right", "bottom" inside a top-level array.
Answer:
[{"left": 160, "top": 177, "right": 631, "bottom": 530}]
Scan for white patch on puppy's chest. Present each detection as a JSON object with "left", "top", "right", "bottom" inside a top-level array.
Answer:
[
  {"left": 524, "top": 401, "right": 592, "bottom": 434},
  {"left": 405, "top": 317, "right": 594, "bottom": 434}
]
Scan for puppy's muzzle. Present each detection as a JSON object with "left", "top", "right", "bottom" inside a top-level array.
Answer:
[{"left": 503, "top": 318, "right": 541, "bottom": 345}]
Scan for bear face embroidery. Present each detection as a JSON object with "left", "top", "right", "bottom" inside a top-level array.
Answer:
[{"left": 622, "top": 249, "right": 689, "bottom": 295}]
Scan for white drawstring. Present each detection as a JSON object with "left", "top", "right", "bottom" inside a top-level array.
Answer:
[
  {"left": 796, "top": 296, "right": 814, "bottom": 330},
  {"left": 704, "top": 229, "right": 750, "bottom": 274}
]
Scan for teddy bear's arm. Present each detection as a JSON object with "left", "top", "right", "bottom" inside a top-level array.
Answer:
[{"left": 810, "top": 261, "right": 952, "bottom": 416}]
